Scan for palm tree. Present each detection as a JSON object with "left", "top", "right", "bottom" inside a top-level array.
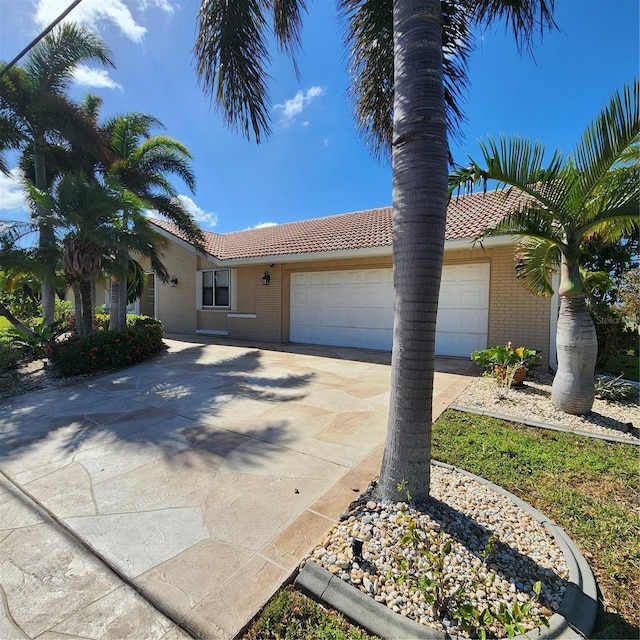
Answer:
[
  {"left": 449, "top": 81, "right": 639, "bottom": 415},
  {"left": 28, "top": 172, "right": 146, "bottom": 335},
  {"left": 101, "top": 113, "right": 203, "bottom": 330},
  {"left": 193, "top": 0, "right": 556, "bottom": 502},
  {"left": 0, "top": 23, "right": 114, "bottom": 326}
]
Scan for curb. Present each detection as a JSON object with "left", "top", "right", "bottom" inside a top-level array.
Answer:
[
  {"left": 294, "top": 461, "right": 597, "bottom": 640},
  {"left": 449, "top": 403, "right": 639, "bottom": 445}
]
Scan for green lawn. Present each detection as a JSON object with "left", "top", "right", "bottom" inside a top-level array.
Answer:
[
  {"left": 432, "top": 410, "right": 639, "bottom": 638},
  {"left": 244, "top": 586, "right": 377, "bottom": 640},
  {"left": 246, "top": 411, "right": 639, "bottom": 639},
  {"left": 0, "top": 316, "right": 11, "bottom": 330}
]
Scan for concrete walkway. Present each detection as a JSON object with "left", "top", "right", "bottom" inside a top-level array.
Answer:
[{"left": 0, "top": 337, "right": 475, "bottom": 640}]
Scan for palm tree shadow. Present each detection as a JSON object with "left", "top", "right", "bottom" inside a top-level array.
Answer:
[{"left": 0, "top": 342, "right": 315, "bottom": 470}]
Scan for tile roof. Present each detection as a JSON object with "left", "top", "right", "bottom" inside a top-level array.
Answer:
[{"left": 151, "top": 189, "right": 520, "bottom": 261}]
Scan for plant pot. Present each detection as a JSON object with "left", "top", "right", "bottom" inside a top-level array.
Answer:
[{"left": 494, "top": 365, "right": 528, "bottom": 387}]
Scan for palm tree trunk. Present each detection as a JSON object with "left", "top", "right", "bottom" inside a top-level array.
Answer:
[
  {"left": 377, "top": 0, "right": 448, "bottom": 504},
  {"left": 0, "top": 302, "right": 36, "bottom": 336},
  {"left": 552, "top": 296, "right": 597, "bottom": 415},
  {"left": 79, "top": 279, "right": 93, "bottom": 336},
  {"left": 34, "top": 140, "right": 56, "bottom": 327},
  {"left": 109, "top": 249, "right": 128, "bottom": 330},
  {"left": 72, "top": 283, "right": 83, "bottom": 334}
]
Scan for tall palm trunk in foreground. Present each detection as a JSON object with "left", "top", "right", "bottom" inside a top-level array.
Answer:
[
  {"left": 194, "top": 0, "right": 556, "bottom": 501},
  {"left": 378, "top": 0, "right": 448, "bottom": 502}
]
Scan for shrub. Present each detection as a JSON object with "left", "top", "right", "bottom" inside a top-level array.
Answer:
[
  {"left": 94, "top": 313, "right": 111, "bottom": 331},
  {"left": 0, "top": 342, "right": 19, "bottom": 374},
  {"left": 594, "top": 375, "right": 638, "bottom": 404},
  {"left": 47, "top": 319, "right": 163, "bottom": 376},
  {"left": 54, "top": 299, "right": 74, "bottom": 324},
  {"left": 592, "top": 307, "right": 638, "bottom": 368},
  {"left": 470, "top": 343, "right": 541, "bottom": 371},
  {"left": 604, "top": 352, "right": 640, "bottom": 382},
  {"left": 6, "top": 319, "right": 67, "bottom": 361}
]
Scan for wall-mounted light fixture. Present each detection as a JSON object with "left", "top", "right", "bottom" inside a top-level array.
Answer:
[
  {"left": 262, "top": 271, "right": 271, "bottom": 286},
  {"left": 169, "top": 276, "right": 178, "bottom": 287}
]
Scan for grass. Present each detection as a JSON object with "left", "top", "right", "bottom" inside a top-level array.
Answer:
[
  {"left": 246, "top": 410, "right": 639, "bottom": 639},
  {"left": 243, "top": 585, "right": 378, "bottom": 640},
  {"left": 432, "top": 410, "right": 640, "bottom": 638},
  {"left": 0, "top": 316, "right": 10, "bottom": 330}
]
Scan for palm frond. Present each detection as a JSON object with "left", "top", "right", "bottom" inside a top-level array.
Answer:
[
  {"left": 103, "top": 113, "right": 164, "bottom": 140},
  {"left": 467, "top": 0, "right": 557, "bottom": 54},
  {"left": 24, "top": 22, "right": 114, "bottom": 95},
  {"left": 273, "top": 0, "right": 306, "bottom": 59},
  {"left": 195, "top": 0, "right": 273, "bottom": 143},
  {"left": 450, "top": 134, "right": 568, "bottom": 213},
  {"left": 147, "top": 194, "right": 205, "bottom": 251},
  {"left": 570, "top": 79, "right": 640, "bottom": 198},
  {"left": 477, "top": 201, "right": 566, "bottom": 250},
  {"left": 340, "top": 0, "right": 472, "bottom": 159},
  {"left": 0, "top": 219, "right": 37, "bottom": 249},
  {"left": 517, "top": 236, "right": 560, "bottom": 296},
  {"left": 339, "top": 0, "right": 394, "bottom": 158}
]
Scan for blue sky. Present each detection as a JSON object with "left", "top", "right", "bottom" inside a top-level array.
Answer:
[{"left": 0, "top": 0, "right": 638, "bottom": 233}]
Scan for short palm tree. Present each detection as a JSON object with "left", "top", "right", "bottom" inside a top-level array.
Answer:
[
  {"left": 449, "top": 81, "right": 640, "bottom": 415},
  {"left": 101, "top": 113, "right": 203, "bottom": 330},
  {"left": 0, "top": 23, "right": 114, "bottom": 326},
  {"left": 194, "top": 0, "right": 556, "bottom": 502},
  {"left": 28, "top": 172, "right": 145, "bottom": 335}
]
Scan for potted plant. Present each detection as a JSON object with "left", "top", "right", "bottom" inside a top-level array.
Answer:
[{"left": 470, "top": 342, "right": 542, "bottom": 387}]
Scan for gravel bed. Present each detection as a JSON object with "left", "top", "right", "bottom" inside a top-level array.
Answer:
[
  {"left": 453, "top": 372, "right": 639, "bottom": 443},
  {"left": 0, "top": 359, "right": 89, "bottom": 400},
  {"left": 308, "top": 468, "right": 567, "bottom": 638}
]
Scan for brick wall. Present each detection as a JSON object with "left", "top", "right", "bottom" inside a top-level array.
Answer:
[
  {"left": 155, "top": 242, "right": 198, "bottom": 334},
  {"left": 147, "top": 240, "right": 551, "bottom": 366}
]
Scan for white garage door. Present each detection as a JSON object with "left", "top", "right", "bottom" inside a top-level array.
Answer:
[{"left": 290, "top": 263, "right": 489, "bottom": 356}]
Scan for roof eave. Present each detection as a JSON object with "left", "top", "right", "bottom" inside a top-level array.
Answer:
[{"left": 203, "top": 235, "right": 515, "bottom": 267}]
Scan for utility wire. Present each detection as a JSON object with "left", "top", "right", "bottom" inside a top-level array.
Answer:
[{"left": 0, "top": 0, "right": 85, "bottom": 80}]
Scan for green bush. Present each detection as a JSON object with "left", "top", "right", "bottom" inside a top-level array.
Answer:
[
  {"left": 603, "top": 353, "right": 640, "bottom": 382},
  {"left": 594, "top": 375, "right": 638, "bottom": 403},
  {"left": 6, "top": 319, "right": 67, "bottom": 361},
  {"left": 47, "top": 319, "right": 163, "bottom": 376},
  {"left": 54, "top": 299, "right": 74, "bottom": 324},
  {"left": 592, "top": 308, "right": 638, "bottom": 368},
  {"left": 0, "top": 342, "right": 19, "bottom": 374}
]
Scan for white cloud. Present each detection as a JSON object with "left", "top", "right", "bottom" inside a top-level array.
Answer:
[
  {"left": 0, "top": 169, "right": 28, "bottom": 214},
  {"left": 34, "top": 0, "right": 176, "bottom": 43},
  {"left": 175, "top": 195, "right": 218, "bottom": 230},
  {"left": 73, "top": 65, "right": 123, "bottom": 91},
  {"left": 250, "top": 222, "right": 277, "bottom": 229},
  {"left": 275, "top": 86, "right": 325, "bottom": 124},
  {"left": 138, "top": 0, "right": 174, "bottom": 13}
]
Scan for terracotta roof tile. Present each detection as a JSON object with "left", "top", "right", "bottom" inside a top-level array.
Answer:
[{"left": 151, "top": 189, "right": 519, "bottom": 261}]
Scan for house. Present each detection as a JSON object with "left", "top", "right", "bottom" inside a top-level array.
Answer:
[{"left": 126, "top": 190, "right": 558, "bottom": 367}]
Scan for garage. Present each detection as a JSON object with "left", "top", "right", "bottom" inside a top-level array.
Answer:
[{"left": 289, "top": 263, "right": 490, "bottom": 357}]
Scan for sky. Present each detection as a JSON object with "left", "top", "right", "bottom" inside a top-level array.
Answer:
[{"left": 0, "top": 0, "right": 638, "bottom": 234}]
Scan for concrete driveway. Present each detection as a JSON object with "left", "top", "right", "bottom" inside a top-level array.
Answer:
[{"left": 0, "top": 337, "right": 475, "bottom": 640}]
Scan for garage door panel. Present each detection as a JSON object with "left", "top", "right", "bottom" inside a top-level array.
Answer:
[
  {"left": 290, "top": 265, "right": 489, "bottom": 356},
  {"left": 436, "top": 308, "right": 488, "bottom": 334},
  {"left": 436, "top": 332, "right": 487, "bottom": 356}
]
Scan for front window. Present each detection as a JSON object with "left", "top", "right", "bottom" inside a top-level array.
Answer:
[{"left": 202, "top": 269, "right": 229, "bottom": 307}]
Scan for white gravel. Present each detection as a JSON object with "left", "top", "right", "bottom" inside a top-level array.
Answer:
[
  {"left": 453, "top": 372, "right": 639, "bottom": 443},
  {"left": 308, "top": 467, "right": 566, "bottom": 638}
]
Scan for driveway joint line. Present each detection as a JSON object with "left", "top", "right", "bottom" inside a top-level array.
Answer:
[{"left": 0, "top": 468, "right": 200, "bottom": 640}]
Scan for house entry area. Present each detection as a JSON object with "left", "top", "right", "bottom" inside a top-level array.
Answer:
[{"left": 289, "top": 264, "right": 490, "bottom": 357}]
